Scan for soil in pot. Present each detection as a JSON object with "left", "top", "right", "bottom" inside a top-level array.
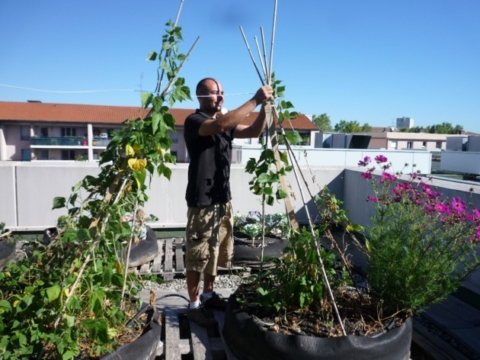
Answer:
[{"left": 223, "top": 286, "right": 412, "bottom": 360}]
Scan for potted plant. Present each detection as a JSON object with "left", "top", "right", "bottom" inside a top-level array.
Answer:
[
  {"left": 0, "top": 15, "right": 194, "bottom": 359},
  {"left": 223, "top": 151, "right": 480, "bottom": 357}
]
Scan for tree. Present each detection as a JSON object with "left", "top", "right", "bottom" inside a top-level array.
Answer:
[
  {"left": 425, "top": 122, "right": 464, "bottom": 134},
  {"left": 334, "top": 120, "right": 371, "bottom": 133},
  {"left": 312, "top": 113, "right": 333, "bottom": 132}
]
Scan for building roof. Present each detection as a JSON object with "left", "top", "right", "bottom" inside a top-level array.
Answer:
[{"left": 0, "top": 101, "right": 318, "bottom": 130}]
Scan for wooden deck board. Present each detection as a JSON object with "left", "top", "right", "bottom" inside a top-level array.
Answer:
[
  {"left": 189, "top": 321, "right": 212, "bottom": 360},
  {"left": 164, "top": 308, "right": 181, "bottom": 360},
  {"left": 164, "top": 239, "right": 174, "bottom": 281},
  {"left": 175, "top": 238, "right": 185, "bottom": 272}
]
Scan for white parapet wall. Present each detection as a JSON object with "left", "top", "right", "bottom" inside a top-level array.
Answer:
[
  {"left": 0, "top": 149, "right": 455, "bottom": 232},
  {"left": 1, "top": 161, "right": 345, "bottom": 231}
]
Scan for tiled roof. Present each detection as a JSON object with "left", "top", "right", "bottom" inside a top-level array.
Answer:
[{"left": 0, "top": 101, "right": 318, "bottom": 130}]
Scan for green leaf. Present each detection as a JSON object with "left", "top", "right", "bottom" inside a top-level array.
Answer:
[
  {"left": 0, "top": 299, "right": 12, "bottom": 313},
  {"left": 63, "top": 228, "right": 77, "bottom": 242},
  {"left": 140, "top": 92, "right": 153, "bottom": 108},
  {"left": 280, "top": 150, "right": 289, "bottom": 164},
  {"left": 146, "top": 51, "right": 157, "bottom": 61},
  {"left": 152, "top": 112, "right": 162, "bottom": 134},
  {"left": 77, "top": 228, "right": 91, "bottom": 241},
  {"left": 284, "top": 131, "right": 302, "bottom": 145},
  {"left": 64, "top": 314, "right": 75, "bottom": 328},
  {"left": 276, "top": 189, "right": 288, "bottom": 199},
  {"left": 46, "top": 285, "right": 61, "bottom": 302},
  {"left": 52, "top": 197, "right": 66, "bottom": 209},
  {"left": 257, "top": 173, "right": 270, "bottom": 183}
]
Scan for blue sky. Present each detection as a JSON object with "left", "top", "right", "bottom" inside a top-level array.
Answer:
[{"left": 1, "top": 0, "right": 479, "bottom": 133}]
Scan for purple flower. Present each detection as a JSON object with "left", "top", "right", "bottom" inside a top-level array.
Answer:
[
  {"left": 380, "top": 172, "right": 397, "bottom": 183},
  {"left": 367, "top": 196, "right": 379, "bottom": 203},
  {"left": 435, "top": 202, "right": 451, "bottom": 214},
  {"left": 362, "top": 172, "right": 373, "bottom": 180},
  {"left": 358, "top": 156, "right": 372, "bottom": 167},
  {"left": 451, "top": 197, "right": 466, "bottom": 215},
  {"left": 374, "top": 155, "right": 388, "bottom": 163}
]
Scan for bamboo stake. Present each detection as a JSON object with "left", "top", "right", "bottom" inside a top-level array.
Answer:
[
  {"left": 174, "top": 0, "right": 184, "bottom": 27},
  {"left": 260, "top": 27, "right": 269, "bottom": 82},
  {"left": 160, "top": 36, "right": 200, "bottom": 99},
  {"left": 156, "top": 0, "right": 187, "bottom": 94},
  {"left": 239, "top": 26, "right": 265, "bottom": 85},
  {"left": 254, "top": 36, "right": 268, "bottom": 81},
  {"left": 272, "top": 108, "right": 347, "bottom": 335},
  {"left": 268, "top": 0, "right": 278, "bottom": 84}
]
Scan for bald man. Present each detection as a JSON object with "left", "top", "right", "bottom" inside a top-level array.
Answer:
[{"left": 183, "top": 78, "right": 273, "bottom": 326}]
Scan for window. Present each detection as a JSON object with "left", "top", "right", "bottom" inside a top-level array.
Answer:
[
  {"left": 21, "top": 126, "right": 30, "bottom": 140},
  {"left": 61, "top": 150, "right": 76, "bottom": 160},
  {"left": 436, "top": 141, "right": 442, "bottom": 149},
  {"left": 169, "top": 131, "right": 178, "bottom": 144},
  {"left": 21, "top": 149, "right": 31, "bottom": 161},
  {"left": 422, "top": 141, "right": 427, "bottom": 147},
  {"left": 61, "top": 128, "right": 77, "bottom": 137},
  {"left": 407, "top": 141, "right": 413, "bottom": 149},
  {"left": 39, "top": 150, "right": 49, "bottom": 160},
  {"left": 40, "top": 127, "right": 48, "bottom": 137}
]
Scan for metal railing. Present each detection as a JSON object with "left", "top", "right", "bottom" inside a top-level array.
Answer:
[{"left": 30, "top": 137, "right": 110, "bottom": 147}]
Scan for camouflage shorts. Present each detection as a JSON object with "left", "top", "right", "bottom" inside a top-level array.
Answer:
[{"left": 185, "top": 202, "right": 233, "bottom": 276}]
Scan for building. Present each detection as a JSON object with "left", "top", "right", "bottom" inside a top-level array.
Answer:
[
  {"left": 0, "top": 101, "right": 318, "bottom": 162},
  {"left": 396, "top": 117, "right": 414, "bottom": 129}
]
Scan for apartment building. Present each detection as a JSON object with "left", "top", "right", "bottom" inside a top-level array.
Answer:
[{"left": 0, "top": 101, "right": 317, "bottom": 162}]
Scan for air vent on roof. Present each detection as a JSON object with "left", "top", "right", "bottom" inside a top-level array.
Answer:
[{"left": 27, "top": 100, "right": 42, "bottom": 103}]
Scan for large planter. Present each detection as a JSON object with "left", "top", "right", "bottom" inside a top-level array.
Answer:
[
  {"left": 223, "top": 295, "right": 412, "bottom": 360},
  {"left": 100, "top": 305, "right": 161, "bottom": 360},
  {"left": 233, "top": 234, "right": 289, "bottom": 267}
]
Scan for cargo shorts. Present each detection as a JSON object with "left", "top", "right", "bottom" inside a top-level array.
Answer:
[{"left": 185, "top": 202, "right": 233, "bottom": 276}]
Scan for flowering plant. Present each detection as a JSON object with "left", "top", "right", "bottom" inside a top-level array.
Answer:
[{"left": 359, "top": 155, "right": 480, "bottom": 315}]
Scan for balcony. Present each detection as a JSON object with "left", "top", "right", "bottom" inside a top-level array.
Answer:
[{"left": 30, "top": 136, "right": 110, "bottom": 147}]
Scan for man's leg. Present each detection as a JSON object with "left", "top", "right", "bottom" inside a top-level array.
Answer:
[
  {"left": 202, "top": 272, "right": 215, "bottom": 294},
  {"left": 187, "top": 270, "right": 202, "bottom": 302}
]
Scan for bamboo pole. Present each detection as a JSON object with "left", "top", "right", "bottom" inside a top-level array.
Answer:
[
  {"left": 272, "top": 108, "right": 347, "bottom": 335},
  {"left": 239, "top": 26, "right": 265, "bottom": 85},
  {"left": 268, "top": 0, "right": 278, "bottom": 84},
  {"left": 260, "top": 27, "right": 269, "bottom": 82}
]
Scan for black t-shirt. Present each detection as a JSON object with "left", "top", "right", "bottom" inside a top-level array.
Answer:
[{"left": 184, "top": 110, "right": 234, "bottom": 207}]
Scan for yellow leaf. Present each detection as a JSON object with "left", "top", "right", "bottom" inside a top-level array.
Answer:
[
  {"left": 107, "top": 327, "right": 118, "bottom": 339},
  {"left": 63, "top": 288, "right": 70, "bottom": 297},
  {"left": 128, "top": 158, "right": 147, "bottom": 172},
  {"left": 115, "top": 261, "right": 123, "bottom": 274},
  {"left": 13, "top": 300, "right": 19, "bottom": 308},
  {"left": 125, "top": 144, "right": 134, "bottom": 156}
]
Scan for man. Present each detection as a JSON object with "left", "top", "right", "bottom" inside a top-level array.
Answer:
[{"left": 184, "top": 77, "right": 273, "bottom": 326}]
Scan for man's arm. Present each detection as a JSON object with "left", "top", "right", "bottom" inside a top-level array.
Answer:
[
  {"left": 233, "top": 105, "right": 267, "bottom": 139},
  {"left": 198, "top": 85, "right": 273, "bottom": 137}
]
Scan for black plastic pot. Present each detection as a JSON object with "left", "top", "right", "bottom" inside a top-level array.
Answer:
[
  {"left": 101, "top": 305, "right": 161, "bottom": 360},
  {"left": 126, "top": 226, "right": 159, "bottom": 267},
  {"left": 223, "top": 295, "right": 412, "bottom": 360},
  {"left": 233, "top": 235, "right": 289, "bottom": 266}
]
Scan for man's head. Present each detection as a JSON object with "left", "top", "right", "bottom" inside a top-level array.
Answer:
[{"left": 196, "top": 78, "right": 224, "bottom": 116}]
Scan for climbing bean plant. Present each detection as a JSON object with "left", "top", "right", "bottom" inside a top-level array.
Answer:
[
  {"left": 0, "top": 20, "right": 191, "bottom": 359},
  {"left": 245, "top": 75, "right": 300, "bottom": 206}
]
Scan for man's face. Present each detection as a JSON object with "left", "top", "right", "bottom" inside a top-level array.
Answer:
[{"left": 198, "top": 79, "right": 224, "bottom": 115}]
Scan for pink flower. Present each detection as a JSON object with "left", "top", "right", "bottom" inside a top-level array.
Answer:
[
  {"left": 451, "top": 197, "right": 466, "bottom": 215},
  {"left": 367, "top": 196, "right": 379, "bottom": 203},
  {"left": 435, "top": 202, "right": 451, "bottom": 214},
  {"left": 374, "top": 155, "right": 388, "bottom": 163},
  {"left": 472, "top": 209, "right": 480, "bottom": 221},
  {"left": 362, "top": 172, "right": 373, "bottom": 180},
  {"left": 380, "top": 172, "right": 397, "bottom": 183},
  {"left": 358, "top": 156, "right": 372, "bottom": 167}
]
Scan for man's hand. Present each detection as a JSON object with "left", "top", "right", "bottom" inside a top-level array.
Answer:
[{"left": 253, "top": 85, "right": 274, "bottom": 106}]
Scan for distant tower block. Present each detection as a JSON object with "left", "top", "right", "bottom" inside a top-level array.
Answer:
[{"left": 396, "top": 117, "right": 414, "bottom": 129}]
